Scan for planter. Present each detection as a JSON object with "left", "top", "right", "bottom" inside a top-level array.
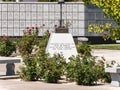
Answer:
[
  {"left": 55, "top": 27, "right": 68, "bottom": 33},
  {"left": 105, "top": 67, "right": 120, "bottom": 87}
]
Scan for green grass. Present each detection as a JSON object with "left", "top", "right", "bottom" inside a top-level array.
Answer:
[{"left": 91, "top": 44, "right": 120, "bottom": 50}]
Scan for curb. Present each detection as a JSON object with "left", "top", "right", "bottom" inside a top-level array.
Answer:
[{"left": 0, "top": 75, "right": 19, "bottom": 80}]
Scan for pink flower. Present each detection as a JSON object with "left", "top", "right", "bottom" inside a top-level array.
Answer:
[
  {"left": 32, "top": 27, "right": 34, "bottom": 30},
  {"left": 54, "top": 25, "right": 57, "bottom": 28},
  {"left": 43, "top": 24, "right": 45, "bottom": 26},
  {"left": 47, "top": 69, "right": 51, "bottom": 73},
  {"left": 34, "top": 24, "right": 39, "bottom": 30},
  {"left": 27, "top": 29, "right": 32, "bottom": 35},
  {"left": 48, "top": 33, "right": 51, "bottom": 37},
  {"left": 26, "top": 27, "right": 29, "bottom": 29},
  {"left": 2, "top": 36, "right": 9, "bottom": 41},
  {"left": 35, "top": 26, "right": 39, "bottom": 30}
]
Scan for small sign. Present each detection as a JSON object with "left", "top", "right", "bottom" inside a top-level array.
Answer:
[{"left": 46, "top": 33, "right": 78, "bottom": 62}]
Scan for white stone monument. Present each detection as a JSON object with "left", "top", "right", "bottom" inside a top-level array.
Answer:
[{"left": 46, "top": 33, "right": 78, "bottom": 62}]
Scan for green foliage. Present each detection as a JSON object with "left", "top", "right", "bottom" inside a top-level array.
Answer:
[
  {"left": 89, "top": 23, "right": 120, "bottom": 40},
  {"left": 18, "top": 26, "right": 39, "bottom": 81},
  {"left": 39, "top": 30, "right": 50, "bottom": 50},
  {"left": 83, "top": 0, "right": 120, "bottom": 40},
  {"left": 44, "top": 69, "right": 60, "bottom": 83},
  {"left": 18, "top": 26, "right": 39, "bottom": 57},
  {"left": 36, "top": 32, "right": 66, "bottom": 82},
  {"left": 67, "top": 43, "right": 111, "bottom": 85},
  {"left": 0, "top": 36, "right": 16, "bottom": 56},
  {"left": 67, "top": 55, "right": 97, "bottom": 85},
  {"left": 34, "top": 30, "right": 50, "bottom": 79},
  {"left": 96, "top": 58, "right": 111, "bottom": 83},
  {"left": 91, "top": 44, "right": 120, "bottom": 50},
  {"left": 18, "top": 27, "right": 111, "bottom": 84},
  {"left": 18, "top": 57, "right": 37, "bottom": 81},
  {"left": 67, "top": 55, "right": 111, "bottom": 85},
  {"left": 76, "top": 43, "right": 92, "bottom": 57},
  {"left": 66, "top": 56, "right": 76, "bottom": 81},
  {"left": 83, "top": 0, "right": 120, "bottom": 25},
  {"left": 17, "top": 25, "right": 111, "bottom": 84},
  {"left": 44, "top": 54, "right": 66, "bottom": 83},
  {"left": 18, "top": 27, "right": 66, "bottom": 82}
]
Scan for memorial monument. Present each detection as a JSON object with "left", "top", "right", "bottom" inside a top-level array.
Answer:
[{"left": 46, "top": 0, "right": 78, "bottom": 62}]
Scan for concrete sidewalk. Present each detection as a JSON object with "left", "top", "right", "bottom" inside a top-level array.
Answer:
[
  {"left": 0, "top": 79, "right": 120, "bottom": 90},
  {"left": 92, "top": 49, "right": 120, "bottom": 63}
]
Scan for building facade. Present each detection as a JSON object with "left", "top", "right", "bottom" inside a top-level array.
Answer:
[{"left": 0, "top": 2, "right": 115, "bottom": 43}]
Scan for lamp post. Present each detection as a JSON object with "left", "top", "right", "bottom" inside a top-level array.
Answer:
[
  {"left": 55, "top": 0, "right": 68, "bottom": 33},
  {"left": 58, "top": 0, "right": 64, "bottom": 28}
]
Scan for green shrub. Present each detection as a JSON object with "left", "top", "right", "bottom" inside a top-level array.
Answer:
[
  {"left": 35, "top": 33, "right": 66, "bottom": 83},
  {"left": 76, "top": 43, "right": 111, "bottom": 83},
  {"left": 18, "top": 57, "right": 37, "bottom": 81},
  {"left": 76, "top": 43, "right": 91, "bottom": 57},
  {"left": 0, "top": 36, "right": 16, "bottom": 56},
  {"left": 67, "top": 55, "right": 111, "bottom": 85},
  {"left": 96, "top": 58, "right": 111, "bottom": 83},
  {"left": 17, "top": 25, "right": 66, "bottom": 82},
  {"left": 18, "top": 26, "right": 59, "bottom": 82},
  {"left": 44, "top": 69, "right": 60, "bottom": 83},
  {"left": 18, "top": 26, "right": 39, "bottom": 57},
  {"left": 34, "top": 30, "right": 51, "bottom": 79},
  {"left": 66, "top": 56, "right": 76, "bottom": 81},
  {"left": 18, "top": 26, "right": 39, "bottom": 81},
  {"left": 44, "top": 54, "right": 66, "bottom": 83},
  {"left": 67, "top": 55, "right": 98, "bottom": 85}
]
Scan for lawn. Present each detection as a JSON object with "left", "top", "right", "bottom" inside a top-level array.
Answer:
[{"left": 91, "top": 44, "right": 120, "bottom": 50}]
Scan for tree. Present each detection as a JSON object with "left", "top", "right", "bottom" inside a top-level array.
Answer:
[{"left": 83, "top": 0, "right": 120, "bottom": 40}]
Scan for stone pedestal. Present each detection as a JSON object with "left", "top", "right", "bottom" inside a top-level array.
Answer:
[{"left": 105, "top": 67, "right": 120, "bottom": 87}]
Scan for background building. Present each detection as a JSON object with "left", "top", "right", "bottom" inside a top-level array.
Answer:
[{"left": 0, "top": 1, "right": 116, "bottom": 43}]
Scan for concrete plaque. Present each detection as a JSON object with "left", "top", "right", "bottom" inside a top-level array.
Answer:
[{"left": 46, "top": 33, "right": 78, "bottom": 62}]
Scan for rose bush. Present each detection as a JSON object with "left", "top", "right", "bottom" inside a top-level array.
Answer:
[
  {"left": 0, "top": 36, "right": 16, "bottom": 56},
  {"left": 18, "top": 25, "right": 40, "bottom": 81}
]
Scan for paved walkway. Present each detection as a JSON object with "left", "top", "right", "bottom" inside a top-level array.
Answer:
[
  {"left": 0, "top": 49, "right": 120, "bottom": 90},
  {"left": 0, "top": 79, "right": 120, "bottom": 90},
  {"left": 92, "top": 49, "right": 120, "bottom": 63}
]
